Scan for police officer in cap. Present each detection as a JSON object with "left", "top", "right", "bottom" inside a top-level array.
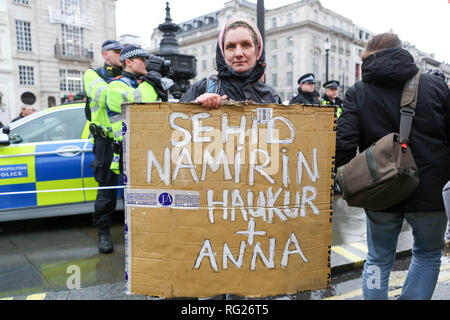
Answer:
[
  {"left": 289, "top": 73, "right": 321, "bottom": 105},
  {"left": 83, "top": 40, "right": 123, "bottom": 254},
  {"left": 321, "top": 80, "right": 343, "bottom": 117},
  {"left": 105, "top": 45, "right": 171, "bottom": 178}
]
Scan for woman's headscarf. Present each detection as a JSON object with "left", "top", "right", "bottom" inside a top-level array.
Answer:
[{"left": 215, "top": 18, "right": 266, "bottom": 85}]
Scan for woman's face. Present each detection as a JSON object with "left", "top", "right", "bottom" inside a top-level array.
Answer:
[{"left": 223, "top": 26, "right": 258, "bottom": 73}]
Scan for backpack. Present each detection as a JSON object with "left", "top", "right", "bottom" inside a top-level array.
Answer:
[{"left": 336, "top": 71, "right": 421, "bottom": 211}]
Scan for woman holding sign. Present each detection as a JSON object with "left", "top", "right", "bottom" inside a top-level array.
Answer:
[{"left": 180, "top": 18, "right": 281, "bottom": 109}]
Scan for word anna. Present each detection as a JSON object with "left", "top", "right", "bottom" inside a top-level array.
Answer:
[{"left": 194, "top": 230, "right": 308, "bottom": 271}]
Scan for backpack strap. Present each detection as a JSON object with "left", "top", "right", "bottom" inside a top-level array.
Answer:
[
  {"left": 399, "top": 71, "right": 421, "bottom": 144},
  {"left": 206, "top": 75, "right": 220, "bottom": 94}
]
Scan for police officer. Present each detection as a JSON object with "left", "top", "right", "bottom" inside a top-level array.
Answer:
[
  {"left": 105, "top": 45, "right": 167, "bottom": 178},
  {"left": 289, "top": 73, "right": 321, "bottom": 105},
  {"left": 321, "top": 80, "right": 343, "bottom": 118},
  {"left": 83, "top": 40, "right": 123, "bottom": 254}
]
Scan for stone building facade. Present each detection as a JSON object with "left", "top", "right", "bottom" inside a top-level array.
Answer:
[
  {"left": 149, "top": 0, "right": 373, "bottom": 102},
  {"left": 149, "top": 0, "right": 449, "bottom": 102},
  {"left": 0, "top": 0, "right": 117, "bottom": 123},
  {"left": 403, "top": 41, "right": 450, "bottom": 81}
]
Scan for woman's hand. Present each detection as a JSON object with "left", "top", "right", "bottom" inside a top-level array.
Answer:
[{"left": 195, "top": 93, "right": 228, "bottom": 110}]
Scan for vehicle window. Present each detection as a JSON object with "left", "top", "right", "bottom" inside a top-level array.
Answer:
[{"left": 10, "top": 108, "right": 86, "bottom": 143}]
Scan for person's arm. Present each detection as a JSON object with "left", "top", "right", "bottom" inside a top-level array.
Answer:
[
  {"left": 179, "top": 78, "right": 226, "bottom": 110},
  {"left": 179, "top": 78, "right": 207, "bottom": 103},
  {"left": 335, "top": 85, "right": 360, "bottom": 167},
  {"left": 84, "top": 68, "right": 107, "bottom": 105}
]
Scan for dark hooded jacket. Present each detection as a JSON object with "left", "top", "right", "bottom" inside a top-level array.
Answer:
[
  {"left": 180, "top": 45, "right": 281, "bottom": 104},
  {"left": 336, "top": 47, "right": 450, "bottom": 212},
  {"left": 289, "top": 88, "right": 321, "bottom": 105}
]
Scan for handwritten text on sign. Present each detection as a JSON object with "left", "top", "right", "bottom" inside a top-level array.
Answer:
[{"left": 144, "top": 109, "right": 322, "bottom": 272}]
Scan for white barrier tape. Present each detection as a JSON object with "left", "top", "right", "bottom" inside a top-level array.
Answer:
[{"left": 0, "top": 185, "right": 126, "bottom": 196}]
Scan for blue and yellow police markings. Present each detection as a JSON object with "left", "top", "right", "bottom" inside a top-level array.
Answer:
[
  {"left": 0, "top": 144, "right": 37, "bottom": 210},
  {"left": 0, "top": 141, "right": 92, "bottom": 211},
  {"left": 34, "top": 142, "right": 85, "bottom": 205}
]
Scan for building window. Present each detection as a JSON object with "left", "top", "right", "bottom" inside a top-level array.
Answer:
[
  {"left": 272, "top": 39, "right": 277, "bottom": 49},
  {"left": 13, "top": 0, "right": 30, "bottom": 4},
  {"left": 271, "top": 17, "right": 277, "bottom": 28},
  {"left": 60, "top": 69, "right": 82, "bottom": 92},
  {"left": 287, "top": 52, "right": 293, "bottom": 65},
  {"left": 271, "top": 55, "right": 278, "bottom": 67},
  {"left": 18, "top": 66, "right": 34, "bottom": 86},
  {"left": 286, "top": 36, "right": 294, "bottom": 46},
  {"left": 61, "top": 24, "right": 83, "bottom": 56},
  {"left": 202, "top": 60, "right": 207, "bottom": 71},
  {"left": 287, "top": 72, "right": 293, "bottom": 86},
  {"left": 313, "top": 53, "right": 319, "bottom": 76},
  {"left": 287, "top": 13, "right": 293, "bottom": 24},
  {"left": 201, "top": 45, "right": 206, "bottom": 55},
  {"left": 61, "top": 0, "right": 81, "bottom": 14},
  {"left": 271, "top": 73, "right": 277, "bottom": 87},
  {"left": 15, "top": 20, "right": 32, "bottom": 51}
]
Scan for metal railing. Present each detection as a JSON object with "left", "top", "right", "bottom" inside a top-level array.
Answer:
[{"left": 54, "top": 42, "right": 93, "bottom": 62}]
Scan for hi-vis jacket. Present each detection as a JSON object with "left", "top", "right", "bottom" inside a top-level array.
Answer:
[
  {"left": 83, "top": 65, "right": 120, "bottom": 139},
  {"left": 105, "top": 73, "right": 158, "bottom": 174},
  {"left": 320, "top": 94, "right": 343, "bottom": 118}
]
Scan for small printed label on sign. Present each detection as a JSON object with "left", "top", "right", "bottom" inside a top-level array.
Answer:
[
  {"left": 125, "top": 189, "right": 200, "bottom": 209},
  {"left": 0, "top": 164, "right": 28, "bottom": 179},
  {"left": 256, "top": 108, "right": 273, "bottom": 124}
]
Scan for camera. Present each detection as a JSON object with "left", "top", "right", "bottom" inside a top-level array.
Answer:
[{"left": 146, "top": 54, "right": 173, "bottom": 77}]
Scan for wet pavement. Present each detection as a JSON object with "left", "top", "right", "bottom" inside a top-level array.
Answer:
[{"left": 0, "top": 195, "right": 418, "bottom": 300}]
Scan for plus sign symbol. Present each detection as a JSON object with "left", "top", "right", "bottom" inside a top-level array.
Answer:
[{"left": 235, "top": 218, "right": 266, "bottom": 245}]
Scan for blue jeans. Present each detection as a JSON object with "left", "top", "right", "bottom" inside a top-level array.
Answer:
[{"left": 362, "top": 210, "right": 447, "bottom": 300}]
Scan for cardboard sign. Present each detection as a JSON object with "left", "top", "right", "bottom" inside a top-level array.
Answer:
[{"left": 123, "top": 102, "right": 336, "bottom": 298}]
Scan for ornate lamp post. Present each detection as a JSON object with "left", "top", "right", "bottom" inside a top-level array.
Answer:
[
  {"left": 156, "top": 2, "right": 197, "bottom": 99},
  {"left": 324, "top": 37, "right": 331, "bottom": 82}
]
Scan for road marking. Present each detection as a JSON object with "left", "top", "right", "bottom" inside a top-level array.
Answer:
[
  {"left": 331, "top": 246, "right": 365, "bottom": 263},
  {"left": 388, "top": 272, "right": 450, "bottom": 298},
  {"left": 324, "top": 263, "right": 450, "bottom": 300},
  {"left": 0, "top": 297, "right": 13, "bottom": 300},
  {"left": 349, "top": 242, "right": 368, "bottom": 254},
  {"left": 26, "top": 293, "right": 46, "bottom": 300}
]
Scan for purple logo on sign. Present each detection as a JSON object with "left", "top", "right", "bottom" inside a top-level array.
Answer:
[{"left": 158, "top": 193, "right": 173, "bottom": 206}]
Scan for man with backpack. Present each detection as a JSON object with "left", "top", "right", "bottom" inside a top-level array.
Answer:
[{"left": 335, "top": 33, "right": 450, "bottom": 300}]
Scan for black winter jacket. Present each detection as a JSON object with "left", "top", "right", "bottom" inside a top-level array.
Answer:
[
  {"left": 289, "top": 88, "right": 321, "bottom": 105},
  {"left": 180, "top": 45, "right": 281, "bottom": 104},
  {"left": 336, "top": 48, "right": 450, "bottom": 212}
]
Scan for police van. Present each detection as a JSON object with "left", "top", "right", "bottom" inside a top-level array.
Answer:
[{"left": 0, "top": 103, "right": 122, "bottom": 222}]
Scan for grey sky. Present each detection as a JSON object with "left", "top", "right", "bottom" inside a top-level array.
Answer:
[{"left": 116, "top": 0, "right": 449, "bottom": 63}]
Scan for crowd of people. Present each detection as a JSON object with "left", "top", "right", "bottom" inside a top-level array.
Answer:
[{"left": 82, "top": 18, "right": 449, "bottom": 300}]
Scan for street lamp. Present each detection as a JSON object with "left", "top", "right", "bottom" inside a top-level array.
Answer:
[{"left": 324, "top": 37, "right": 331, "bottom": 82}]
